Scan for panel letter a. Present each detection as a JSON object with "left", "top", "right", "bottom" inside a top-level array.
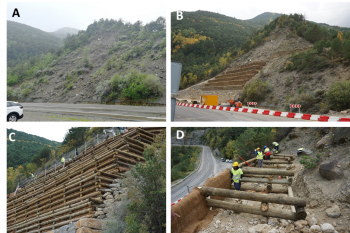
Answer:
[{"left": 12, "top": 8, "right": 20, "bottom": 17}]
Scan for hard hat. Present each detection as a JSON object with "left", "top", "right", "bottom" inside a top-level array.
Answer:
[
  {"left": 264, "top": 146, "right": 267, "bottom": 149},
  {"left": 233, "top": 162, "right": 239, "bottom": 166},
  {"left": 257, "top": 148, "right": 260, "bottom": 150}
]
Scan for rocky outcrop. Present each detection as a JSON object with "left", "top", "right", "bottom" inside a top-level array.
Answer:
[{"left": 319, "top": 159, "right": 343, "bottom": 180}]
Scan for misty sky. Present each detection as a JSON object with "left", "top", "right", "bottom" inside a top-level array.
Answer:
[
  {"left": 7, "top": 1, "right": 166, "bottom": 32},
  {"left": 170, "top": 1, "right": 350, "bottom": 28}
]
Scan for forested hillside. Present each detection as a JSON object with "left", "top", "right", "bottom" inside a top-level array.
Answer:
[
  {"left": 171, "top": 145, "right": 201, "bottom": 181},
  {"left": 7, "top": 17, "right": 166, "bottom": 104},
  {"left": 7, "top": 21, "right": 62, "bottom": 68},
  {"left": 7, "top": 129, "right": 60, "bottom": 168},
  {"left": 49, "top": 27, "right": 80, "bottom": 39}
]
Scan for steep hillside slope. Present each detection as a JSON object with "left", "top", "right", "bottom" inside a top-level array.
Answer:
[
  {"left": 175, "top": 25, "right": 350, "bottom": 113},
  {"left": 246, "top": 12, "right": 282, "bottom": 28},
  {"left": 7, "top": 21, "right": 62, "bottom": 68},
  {"left": 49, "top": 27, "right": 80, "bottom": 39},
  {"left": 7, "top": 129, "right": 60, "bottom": 168},
  {"left": 8, "top": 18, "right": 166, "bottom": 104}
]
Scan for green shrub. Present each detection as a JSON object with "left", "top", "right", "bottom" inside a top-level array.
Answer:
[
  {"left": 21, "top": 88, "right": 31, "bottom": 97},
  {"left": 286, "top": 92, "right": 317, "bottom": 112},
  {"left": 326, "top": 80, "right": 350, "bottom": 111},
  {"left": 67, "top": 84, "right": 74, "bottom": 90},
  {"left": 298, "top": 86, "right": 305, "bottom": 95},
  {"left": 300, "top": 156, "right": 317, "bottom": 169},
  {"left": 286, "top": 77, "right": 291, "bottom": 86},
  {"left": 241, "top": 79, "right": 272, "bottom": 102}
]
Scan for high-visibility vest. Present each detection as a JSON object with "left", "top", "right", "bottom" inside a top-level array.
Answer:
[
  {"left": 231, "top": 168, "right": 243, "bottom": 183},
  {"left": 265, "top": 148, "right": 270, "bottom": 152},
  {"left": 31, "top": 174, "right": 34, "bottom": 177},
  {"left": 257, "top": 151, "right": 263, "bottom": 160},
  {"left": 273, "top": 142, "right": 279, "bottom": 146},
  {"left": 61, "top": 158, "right": 65, "bottom": 163},
  {"left": 298, "top": 148, "right": 303, "bottom": 151}
]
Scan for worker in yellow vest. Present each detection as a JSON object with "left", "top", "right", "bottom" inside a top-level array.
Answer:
[
  {"left": 61, "top": 157, "right": 66, "bottom": 168},
  {"left": 263, "top": 146, "right": 271, "bottom": 160},
  {"left": 231, "top": 162, "right": 243, "bottom": 191},
  {"left": 272, "top": 142, "right": 279, "bottom": 153},
  {"left": 256, "top": 148, "right": 263, "bottom": 168}
]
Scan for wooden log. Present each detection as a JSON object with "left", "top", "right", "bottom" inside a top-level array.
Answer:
[
  {"left": 202, "top": 187, "right": 306, "bottom": 207},
  {"left": 238, "top": 158, "right": 257, "bottom": 168},
  {"left": 206, "top": 199, "right": 298, "bottom": 221},
  {"left": 288, "top": 186, "right": 296, "bottom": 212},
  {"left": 99, "top": 171, "right": 120, "bottom": 179},
  {"left": 241, "top": 168, "right": 294, "bottom": 176},
  {"left": 116, "top": 149, "right": 145, "bottom": 161},
  {"left": 295, "top": 206, "right": 307, "bottom": 220},
  {"left": 16, "top": 208, "right": 92, "bottom": 233},
  {"left": 261, "top": 202, "right": 269, "bottom": 212},
  {"left": 267, "top": 184, "right": 272, "bottom": 192},
  {"left": 262, "top": 160, "right": 289, "bottom": 164},
  {"left": 137, "top": 136, "right": 153, "bottom": 145},
  {"left": 25, "top": 214, "right": 93, "bottom": 233},
  {"left": 243, "top": 174, "right": 276, "bottom": 178},
  {"left": 139, "top": 132, "right": 154, "bottom": 142},
  {"left": 138, "top": 128, "right": 155, "bottom": 138},
  {"left": 259, "top": 165, "right": 287, "bottom": 169},
  {"left": 274, "top": 154, "right": 295, "bottom": 158},
  {"left": 271, "top": 156, "right": 295, "bottom": 160},
  {"left": 125, "top": 136, "right": 147, "bottom": 147},
  {"left": 96, "top": 176, "right": 114, "bottom": 183},
  {"left": 128, "top": 147, "right": 144, "bottom": 155},
  {"left": 241, "top": 177, "right": 291, "bottom": 185},
  {"left": 89, "top": 197, "right": 103, "bottom": 204},
  {"left": 128, "top": 142, "right": 145, "bottom": 152},
  {"left": 8, "top": 202, "right": 91, "bottom": 232}
]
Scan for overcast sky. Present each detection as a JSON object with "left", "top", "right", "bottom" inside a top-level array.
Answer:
[
  {"left": 170, "top": 1, "right": 350, "bottom": 28},
  {"left": 7, "top": 1, "right": 166, "bottom": 32},
  {"left": 8, "top": 126, "right": 71, "bottom": 142}
]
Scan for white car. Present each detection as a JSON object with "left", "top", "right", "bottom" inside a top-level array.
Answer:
[{"left": 7, "top": 101, "right": 24, "bottom": 122}]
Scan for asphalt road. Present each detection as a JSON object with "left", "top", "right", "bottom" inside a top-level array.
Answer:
[
  {"left": 174, "top": 106, "right": 308, "bottom": 121},
  {"left": 21, "top": 103, "right": 166, "bottom": 121},
  {"left": 171, "top": 146, "right": 221, "bottom": 203}
]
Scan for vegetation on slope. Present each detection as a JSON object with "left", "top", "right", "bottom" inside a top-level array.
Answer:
[
  {"left": 171, "top": 146, "right": 202, "bottom": 181},
  {"left": 7, "top": 17, "right": 166, "bottom": 103},
  {"left": 174, "top": 11, "right": 350, "bottom": 97},
  {"left": 103, "top": 132, "right": 166, "bottom": 233},
  {"left": 7, "top": 21, "right": 62, "bottom": 68}
]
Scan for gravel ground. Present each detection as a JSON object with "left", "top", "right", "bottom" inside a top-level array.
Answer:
[{"left": 18, "top": 111, "right": 136, "bottom": 122}]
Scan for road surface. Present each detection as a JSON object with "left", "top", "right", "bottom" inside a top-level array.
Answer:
[
  {"left": 171, "top": 146, "right": 224, "bottom": 203},
  {"left": 21, "top": 103, "right": 166, "bottom": 121},
  {"left": 174, "top": 106, "right": 306, "bottom": 121}
]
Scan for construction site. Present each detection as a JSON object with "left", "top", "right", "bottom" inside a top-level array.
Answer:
[
  {"left": 171, "top": 127, "right": 350, "bottom": 233},
  {"left": 7, "top": 127, "right": 165, "bottom": 233}
]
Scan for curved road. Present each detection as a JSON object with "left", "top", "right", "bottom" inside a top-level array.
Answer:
[
  {"left": 171, "top": 146, "right": 220, "bottom": 203},
  {"left": 174, "top": 106, "right": 306, "bottom": 121},
  {"left": 21, "top": 103, "right": 166, "bottom": 121}
]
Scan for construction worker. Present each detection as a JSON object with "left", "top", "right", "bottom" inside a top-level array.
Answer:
[
  {"left": 272, "top": 142, "right": 279, "bottom": 153},
  {"left": 256, "top": 148, "right": 263, "bottom": 168},
  {"left": 61, "top": 157, "right": 66, "bottom": 168},
  {"left": 263, "top": 146, "right": 271, "bottom": 160},
  {"left": 30, "top": 173, "right": 34, "bottom": 178},
  {"left": 231, "top": 162, "right": 243, "bottom": 191},
  {"left": 297, "top": 148, "right": 303, "bottom": 156}
]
